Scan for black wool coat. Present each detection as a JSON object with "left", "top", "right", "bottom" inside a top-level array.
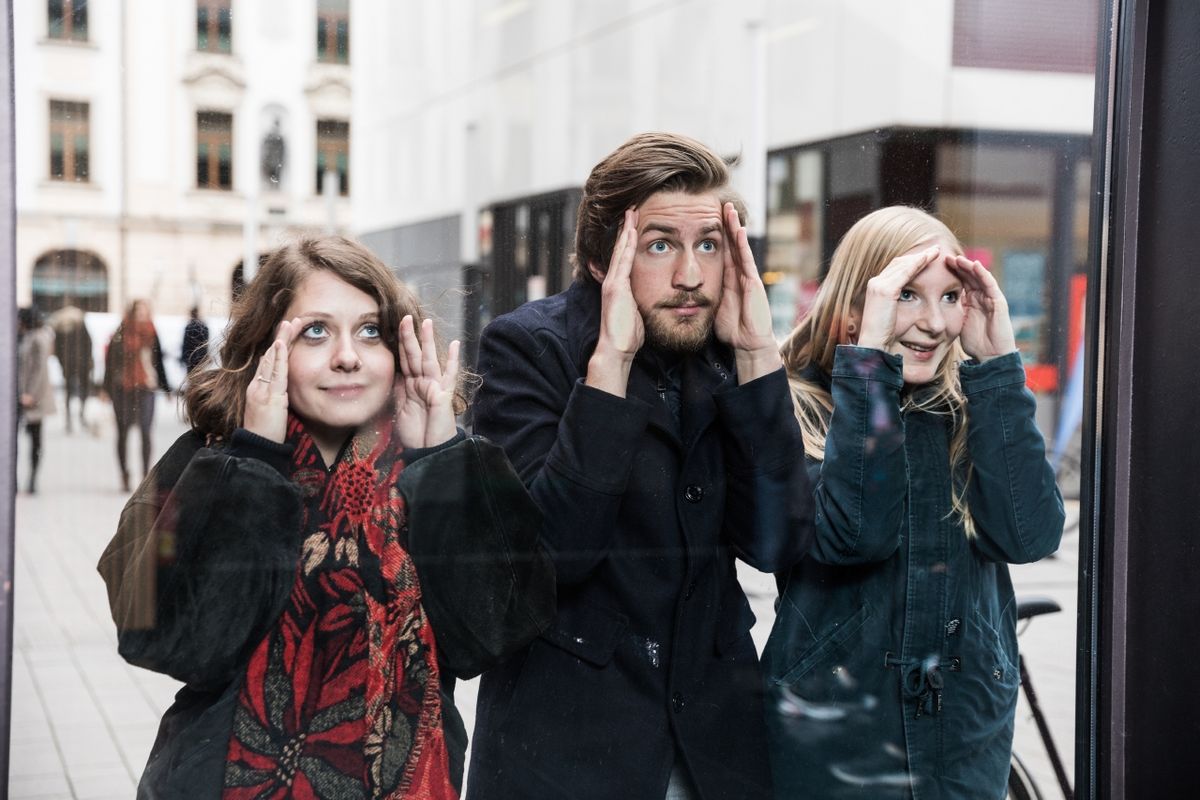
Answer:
[{"left": 466, "top": 280, "right": 814, "bottom": 800}]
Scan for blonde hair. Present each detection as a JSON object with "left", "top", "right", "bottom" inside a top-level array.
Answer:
[{"left": 780, "top": 206, "right": 976, "bottom": 535}]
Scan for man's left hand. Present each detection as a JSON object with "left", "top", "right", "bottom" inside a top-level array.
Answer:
[{"left": 714, "top": 201, "right": 781, "bottom": 383}]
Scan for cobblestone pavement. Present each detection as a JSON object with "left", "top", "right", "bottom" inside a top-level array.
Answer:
[{"left": 8, "top": 397, "right": 1080, "bottom": 798}]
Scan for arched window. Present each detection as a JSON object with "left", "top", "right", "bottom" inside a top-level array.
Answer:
[{"left": 31, "top": 248, "right": 108, "bottom": 313}]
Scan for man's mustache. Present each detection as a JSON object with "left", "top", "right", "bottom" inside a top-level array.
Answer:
[{"left": 655, "top": 291, "right": 714, "bottom": 310}]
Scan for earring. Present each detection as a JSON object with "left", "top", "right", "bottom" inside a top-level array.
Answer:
[{"left": 846, "top": 321, "right": 858, "bottom": 336}]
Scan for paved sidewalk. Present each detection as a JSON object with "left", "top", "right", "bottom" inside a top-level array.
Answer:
[{"left": 7, "top": 397, "right": 1081, "bottom": 798}]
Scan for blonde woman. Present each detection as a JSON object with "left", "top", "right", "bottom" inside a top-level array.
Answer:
[{"left": 762, "top": 206, "right": 1065, "bottom": 799}]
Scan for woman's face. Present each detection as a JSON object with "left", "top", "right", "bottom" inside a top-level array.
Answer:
[
  {"left": 282, "top": 271, "right": 396, "bottom": 454},
  {"left": 132, "top": 301, "right": 151, "bottom": 323},
  {"left": 889, "top": 239, "right": 965, "bottom": 385},
  {"left": 855, "top": 238, "right": 966, "bottom": 386}
]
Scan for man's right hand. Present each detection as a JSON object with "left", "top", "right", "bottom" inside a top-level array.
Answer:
[{"left": 586, "top": 207, "right": 642, "bottom": 398}]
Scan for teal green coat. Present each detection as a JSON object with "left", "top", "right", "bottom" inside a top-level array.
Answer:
[{"left": 762, "top": 347, "right": 1065, "bottom": 799}]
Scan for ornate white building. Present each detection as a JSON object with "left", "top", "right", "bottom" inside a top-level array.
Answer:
[{"left": 15, "top": 0, "right": 353, "bottom": 317}]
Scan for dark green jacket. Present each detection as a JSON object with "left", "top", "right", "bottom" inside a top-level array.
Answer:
[{"left": 762, "top": 346, "right": 1065, "bottom": 800}]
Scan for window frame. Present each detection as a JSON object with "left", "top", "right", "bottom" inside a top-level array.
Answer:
[
  {"left": 316, "top": 0, "right": 350, "bottom": 64},
  {"left": 196, "top": 0, "right": 233, "bottom": 54},
  {"left": 47, "top": 0, "right": 88, "bottom": 42},
  {"left": 48, "top": 99, "right": 90, "bottom": 183},
  {"left": 315, "top": 118, "right": 349, "bottom": 197},
  {"left": 196, "top": 110, "right": 234, "bottom": 191}
]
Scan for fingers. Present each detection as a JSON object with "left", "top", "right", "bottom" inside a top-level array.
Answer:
[
  {"left": 949, "top": 256, "right": 1002, "bottom": 297},
  {"left": 399, "top": 314, "right": 457, "bottom": 390},
  {"left": 723, "top": 202, "right": 758, "bottom": 279},
  {"left": 399, "top": 315, "right": 423, "bottom": 379},
  {"left": 419, "top": 318, "right": 441, "bottom": 379},
  {"left": 606, "top": 208, "right": 638, "bottom": 288},
  {"left": 881, "top": 245, "right": 941, "bottom": 288},
  {"left": 442, "top": 340, "right": 461, "bottom": 392}
]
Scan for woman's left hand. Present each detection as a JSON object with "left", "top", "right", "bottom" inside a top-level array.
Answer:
[
  {"left": 948, "top": 255, "right": 1018, "bottom": 362},
  {"left": 395, "top": 315, "right": 460, "bottom": 449}
]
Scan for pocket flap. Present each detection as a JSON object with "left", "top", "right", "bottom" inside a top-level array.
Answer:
[{"left": 540, "top": 605, "right": 628, "bottom": 667}]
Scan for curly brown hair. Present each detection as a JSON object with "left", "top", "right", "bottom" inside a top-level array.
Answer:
[
  {"left": 572, "top": 132, "right": 745, "bottom": 282},
  {"left": 185, "top": 235, "right": 466, "bottom": 439}
]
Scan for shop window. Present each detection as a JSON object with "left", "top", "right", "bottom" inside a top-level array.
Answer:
[
  {"left": 197, "top": 0, "right": 233, "bottom": 53},
  {"left": 765, "top": 149, "right": 824, "bottom": 335},
  {"left": 197, "top": 111, "right": 233, "bottom": 190},
  {"left": 49, "top": 100, "right": 89, "bottom": 182},
  {"left": 317, "top": 0, "right": 350, "bottom": 64},
  {"left": 48, "top": 0, "right": 88, "bottom": 42},
  {"left": 316, "top": 119, "right": 349, "bottom": 196}
]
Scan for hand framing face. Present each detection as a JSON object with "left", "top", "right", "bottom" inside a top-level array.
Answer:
[{"left": 394, "top": 315, "right": 461, "bottom": 449}]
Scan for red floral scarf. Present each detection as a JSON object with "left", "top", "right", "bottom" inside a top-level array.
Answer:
[{"left": 222, "top": 415, "right": 457, "bottom": 799}]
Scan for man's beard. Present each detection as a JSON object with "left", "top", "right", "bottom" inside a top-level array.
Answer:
[{"left": 641, "top": 291, "right": 715, "bottom": 354}]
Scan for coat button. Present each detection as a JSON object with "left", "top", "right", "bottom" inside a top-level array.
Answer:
[
  {"left": 684, "top": 485, "right": 704, "bottom": 503},
  {"left": 945, "top": 618, "right": 961, "bottom": 636},
  {"left": 672, "top": 692, "right": 685, "bottom": 713}
]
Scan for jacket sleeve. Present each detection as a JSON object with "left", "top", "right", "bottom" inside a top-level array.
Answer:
[
  {"left": 472, "top": 315, "right": 652, "bottom": 584},
  {"left": 807, "top": 346, "right": 909, "bottom": 565},
  {"left": 713, "top": 367, "right": 814, "bottom": 572},
  {"left": 97, "top": 429, "right": 302, "bottom": 690},
  {"left": 961, "top": 352, "right": 1066, "bottom": 563},
  {"left": 398, "top": 433, "right": 555, "bottom": 680},
  {"left": 152, "top": 334, "right": 172, "bottom": 392}
]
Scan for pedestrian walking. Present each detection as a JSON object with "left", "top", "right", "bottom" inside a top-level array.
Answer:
[
  {"left": 50, "top": 304, "right": 93, "bottom": 433},
  {"left": 97, "top": 235, "right": 552, "bottom": 799},
  {"left": 762, "top": 206, "right": 1066, "bottom": 798},
  {"left": 180, "top": 305, "right": 210, "bottom": 373},
  {"left": 103, "top": 299, "right": 171, "bottom": 491},
  {"left": 17, "top": 306, "right": 56, "bottom": 494}
]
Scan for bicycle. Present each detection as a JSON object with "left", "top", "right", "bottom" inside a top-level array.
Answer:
[{"left": 1007, "top": 596, "right": 1074, "bottom": 800}]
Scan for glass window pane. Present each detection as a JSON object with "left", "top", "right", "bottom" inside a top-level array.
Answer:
[{"left": 197, "top": 8, "right": 208, "bottom": 50}]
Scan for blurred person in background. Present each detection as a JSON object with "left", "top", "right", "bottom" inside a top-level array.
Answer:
[
  {"left": 50, "top": 303, "right": 94, "bottom": 434},
  {"left": 18, "top": 306, "right": 57, "bottom": 494},
  {"left": 181, "top": 304, "right": 210, "bottom": 374},
  {"left": 103, "top": 298, "right": 171, "bottom": 492},
  {"left": 762, "top": 206, "right": 1066, "bottom": 799}
]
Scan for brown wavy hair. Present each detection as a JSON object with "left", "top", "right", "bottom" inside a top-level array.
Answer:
[
  {"left": 572, "top": 131, "right": 746, "bottom": 282},
  {"left": 185, "top": 235, "right": 466, "bottom": 439},
  {"left": 780, "top": 206, "right": 976, "bottom": 535}
]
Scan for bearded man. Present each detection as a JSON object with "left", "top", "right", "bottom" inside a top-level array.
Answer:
[{"left": 466, "top": 132, "right": 814, "bottom": 800}]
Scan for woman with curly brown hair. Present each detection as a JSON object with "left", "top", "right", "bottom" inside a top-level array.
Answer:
[{"left": 99, "top": 235, "right": 551, "bottom": 799}]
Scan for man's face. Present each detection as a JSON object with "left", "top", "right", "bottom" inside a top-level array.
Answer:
[{"left": 628, "top": 190, "right": 725, "bottom": 353}]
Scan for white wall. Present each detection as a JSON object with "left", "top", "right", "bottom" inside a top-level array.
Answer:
[{"left": 353, "top": 0, "right": 1095, "bottom": 248}]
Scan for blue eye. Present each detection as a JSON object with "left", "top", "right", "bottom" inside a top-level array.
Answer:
[
  {"left": 360, "top": 323, "right": 382, "bottom": 339},
  {"left": 942, "top": 291, "right": 960, "bottom": 304},
  {"left": 649, "top": 241, "right": 670, "bottom": 254},
  {"left": 301, "top": 322, "right": 327, "bottom": 339},
  {"left": 898, "top": 289, "right": 916, "bottom": 302},
  {"left": 699, "top": 240, "right": 718, "bottom": 253}
]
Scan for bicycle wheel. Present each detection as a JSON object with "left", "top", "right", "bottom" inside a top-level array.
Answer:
[{"left": 1007, "top": 751, "right": 1044, "bottom": 800}]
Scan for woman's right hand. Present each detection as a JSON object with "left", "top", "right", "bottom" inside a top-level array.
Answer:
[
  {"left": 855, "top": 244, "right": 941, "bottom": 351},
  {"left": 243, "top": 318, "right": 300, "bottom": 443}
]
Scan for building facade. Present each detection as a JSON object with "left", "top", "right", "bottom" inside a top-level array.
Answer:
[
  {"left": 15, "top": 0, "right": 353, "bottom": 318},
  {"left": 352, "top": 0, "right": 1097, "bottom": 409}
]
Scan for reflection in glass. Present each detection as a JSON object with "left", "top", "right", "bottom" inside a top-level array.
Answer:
[{"left": 9, "top": 0, "right": 1102, "bottom": 796}]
